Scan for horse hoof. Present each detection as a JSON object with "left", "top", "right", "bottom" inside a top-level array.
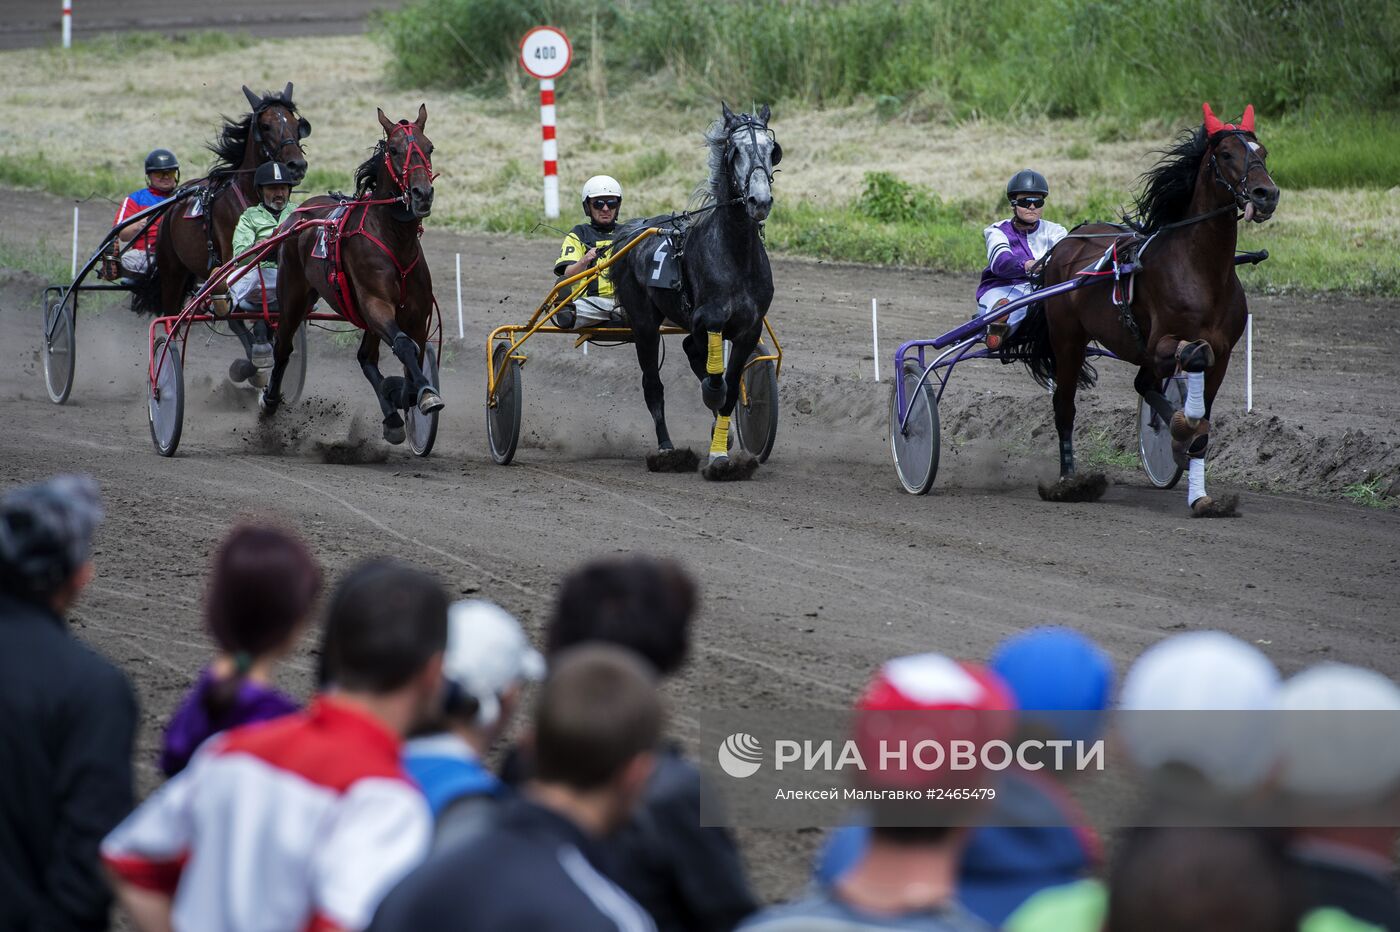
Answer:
[
  {"left": 646, "top": 447, "right": 700, "bottom": 473},
  {"left": 701, "top": 452, "right": 759, "bottom": 482},
  {"left": 1037, "top": 473, "right": 1109, "bottom": 502},
  {"left": 417, "top": 390, "right": 444, "bottom": 416},
  {"left": 1176, "top": 339, "right": 1216, "bottom": 372},
  {"left": 1191, "top": 493, "right": 1240, "bottom": 518},
  {"left": 257, "top": 391, "right": 279, "bottom": 417},
  {"left": 1170, "top": 410, "right": 1194, "bottom": 442},
  {"left": 384, "top": 425, "right": 406, "bottom": 445}
]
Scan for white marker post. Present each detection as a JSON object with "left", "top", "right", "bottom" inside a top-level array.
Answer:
[
  {"left": 70, "top": 205, "right": 79, "bottom": 277},
  {"left": 62, "top": 0, "right": 72, "bottom": 49},
  {"left": 871, "top": 298, "right": 881, "bottom": 382},
  {"left": 519, "top": 27, "right": 573, "bottom": 219},
  {"left": 1245, "top": 313, "right": 1253, "bottom": 413},
  {"left": 455, "top": 252, "right": 464, "bottom": 340}
]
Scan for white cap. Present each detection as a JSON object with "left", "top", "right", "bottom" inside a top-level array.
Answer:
[
  {"left": 582, "top": 175, "right": 622, "bottom": 202},
  {"left": 1117, "top": 630, "right": 1282, "bottom": 791},
  {"left": 1278, "top": 663, "right": 1400, "bottom": 802},
  {"left": 443, "top": 600, "right": 546, "bottom": 727}
]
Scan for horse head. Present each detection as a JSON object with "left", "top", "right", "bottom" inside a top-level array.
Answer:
[
  {"left": 1202, "top": 102, "right": 1278, "bottom": 223},
  {"left": 720, "top": 102, "right": 781, "bottom": 222},
  {"left": 241, "top": 83, "right": 310, "bottom": 183},
  {"left": 377, "top": 104, "right": 435, "bottom": 219}
]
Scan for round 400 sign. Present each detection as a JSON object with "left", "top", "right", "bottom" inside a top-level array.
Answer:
[{"left": 519, "top": 26, "right": 572, "bottom": 80}]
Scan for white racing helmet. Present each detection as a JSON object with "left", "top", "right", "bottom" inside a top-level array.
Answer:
[{"left": 581, "top": 175, "right": 623, "bottom": 212}]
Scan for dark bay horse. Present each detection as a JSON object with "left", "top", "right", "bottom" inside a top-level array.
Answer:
[
  {"left": 611, "top": 103, "right": 781, "bottom": 480},
  {"left": 260, "top": 106, "right": 440, "bottom": 445},
  {"left": 134, "top": 83, "right": 310, "bottom": 322},
  {"left": 1012, "top": 103, "right": 1278, "bottom": 516}
]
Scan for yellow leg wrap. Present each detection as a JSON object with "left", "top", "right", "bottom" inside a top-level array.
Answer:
[
  {"left": 707, "top": 331, "right": 724, "bottom": 375},
  {"left": 710, "top": 415, "right": 731, "bottom": 456}
]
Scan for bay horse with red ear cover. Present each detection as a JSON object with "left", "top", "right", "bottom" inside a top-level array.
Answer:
[
  {"left": 259, "top": 105, "right": 441, "bottom": 445},
  {"left": 1007, "top": 103, "right": 1279, "bottom": 516}
]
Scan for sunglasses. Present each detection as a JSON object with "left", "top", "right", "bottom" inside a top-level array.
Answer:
[
  {"left": 590, "top": 197, "right": 620, "bottom": 210},
  {"left": 1012, "top": 197, "right": 1046, "bottom": 209}
]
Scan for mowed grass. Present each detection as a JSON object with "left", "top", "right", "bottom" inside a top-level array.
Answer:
[{"left": 0, "top": 33, "right": 1394, "bottom": 294}]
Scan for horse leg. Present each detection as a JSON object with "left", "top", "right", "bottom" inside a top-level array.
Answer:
[
  {"left": 1165, "top": 337, "right": 1215, "bottom": 464},
  {"left": 1038, "top": 335, "right": 1107, "bottom": 503},
  {"left": 259, "top": 301, "right": 309, "bottom": 416},
  {"left": 1134, "top": 366, "right": 1175, "bottom": 423},
  {"left": 384, "top": 321, "right": 443, "bottom": 416},
  {"left": 357, "top": 331, "right": 405, "bottom": 444},
  {"left": 683, "top": 303, "right": 727, "bottom": 411},
  {"left": 1186, "top": 349, "right": 1239, "bottom": 517},
  {"left": 701, "top": 325, "right": 762, "bottom": 482}
]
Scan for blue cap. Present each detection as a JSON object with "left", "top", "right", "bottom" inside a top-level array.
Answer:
[
  {"left": 0, "top": 475, "right": 104, "bottom": 599},
  {"left": 991, "top": 627, "right": 1115, "bottom": 743}
]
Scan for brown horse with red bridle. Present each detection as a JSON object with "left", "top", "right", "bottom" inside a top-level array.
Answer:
[
  {"left": 1010, "top": 103, "right": 1279, "bottom": 516},
  {"left": 259, "top": 105, "right": 441, "bottom": 445}
]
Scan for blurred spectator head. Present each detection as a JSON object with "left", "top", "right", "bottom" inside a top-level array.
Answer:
[
  {"left": 1105, "top": 828, "right": 1300, "bottom": 932},
  {"left": 320, "top": 559, "right": 448, "bottom": 705},
  {"left": 1116, "top": 631, "right": 1281, "bottom": 794},
  {"left": 0, "top": 475, "right": 104, "bottom": 607},
  {"left": 1278, "top": 662, "right": 1400, "bottom": 808},
  {"left": 852, "top": 653, "right": 1016, "bottom": 835},
  {"left": 991, "top": 626, "right": 1115, "bottom": 744},
  {"left": 206, "top": 525, "right": 322, "bottom": 661},
  {"left": 533, "top": 644, "right": 662, "bottom": 828},
  {"left": 548, "top": 555, "right": 696, "bottom": 677},
  {"left": 441, "top": 599, "right": 545, "bottom": 730}
]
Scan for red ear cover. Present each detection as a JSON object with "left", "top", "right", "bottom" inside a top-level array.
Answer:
[
  {"left": 1202, "top": 102, "right": 1225, "bottom": 136},
  {"left": 1240, "top": 104, "right": 1255, "bottom": 133}
]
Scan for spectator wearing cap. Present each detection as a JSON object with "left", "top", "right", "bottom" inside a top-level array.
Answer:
[
  {"left": 1006, "top": 630, "right": 1285, "bottom": 932},
  {"left": 745, "top": 653, "right": 1011, "bottom": 932},
  {"left": 817, "top": 628, "right": 1114, "bottom": 925},
  {"left": 0, "top": 475, "right": 138, "bottom": 932},
  {"left": 1279, "top": 663, "right": 1400, "bottom": 931},
  {"left": 370, "top": 645, "right": 662, "bottom": 931},
  {"left": 403, "top": 598, "right": 545, "bottom": 851},
  {"left": 159, "top": 525, "right": 322, "bottom": 777},
  {"left": 518, "top": 555, "right": 758, "bottom": 932},
  {"left": 103, "top": 559, "right": 448, "bottom": 932}
]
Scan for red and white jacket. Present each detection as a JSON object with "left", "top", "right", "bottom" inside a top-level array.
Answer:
[{"left": 102, "top": 697, "right": 430, "bottom": 931}]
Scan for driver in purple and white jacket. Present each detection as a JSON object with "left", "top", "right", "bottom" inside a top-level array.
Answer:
[{"left": 975, "top": 170, "right": 1067, "bottom": 350}]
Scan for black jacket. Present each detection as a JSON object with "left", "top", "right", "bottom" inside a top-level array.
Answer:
[
  {"left": 0, "top": 591, "right": 138, "bottom": 931},
  {"left": 370, "top": 797, "right": 656, "bottom": 931}
]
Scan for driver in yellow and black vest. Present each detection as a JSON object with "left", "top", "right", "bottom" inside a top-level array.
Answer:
[{"left": 551, "top": 175, "right": 624, "bottom": 329}]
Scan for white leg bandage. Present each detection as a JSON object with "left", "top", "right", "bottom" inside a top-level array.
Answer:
[
  {"left": 1185, "top": 371, "right": 1206, "bottom": 420},
  {"left": 1188, "top": 457, "right": 1207, "bottom": 505}
]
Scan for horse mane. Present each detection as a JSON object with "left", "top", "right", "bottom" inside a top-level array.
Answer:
[
  {"left": 207, "top": 89, "right": 300, "bottom": 183},
  {"left": 1130, "top": 124, "right": 1209, "bottom": 232},
  {"left": 688, "top": 118, "right": 731, "bottom": 210},
  {"left": 354, "top": 140, "right": 388, "bottom": 196}
]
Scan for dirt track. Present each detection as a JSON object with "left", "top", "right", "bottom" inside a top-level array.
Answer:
[{"left": 2, "top": 185, "right": 1398, "bottom": 900}]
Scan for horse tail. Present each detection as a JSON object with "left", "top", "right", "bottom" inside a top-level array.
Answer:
[{"left": 1001, "top": 302, "right": 1098, "bottom": 390}]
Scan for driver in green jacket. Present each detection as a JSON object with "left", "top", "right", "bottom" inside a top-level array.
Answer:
[{"left": 228, "top": 161, "right": 296, "bottom": 377}]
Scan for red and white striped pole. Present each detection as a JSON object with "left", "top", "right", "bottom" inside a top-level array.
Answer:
[
  {"left": 62, "top": 0, "right": 72, "bottom": 48},
  {"left": 540, "top": 79, "right": 559, "bottom": 219}
]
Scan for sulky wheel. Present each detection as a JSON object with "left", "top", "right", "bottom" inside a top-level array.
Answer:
[
  {"left": 734, "top": 351, "right": 779, "bottom": 463},
  {"left": 148, "top": 336, "right": 185, "bottom": 457},
  {"left": 281, "top": 322, "right": 310, "bottom": 405},
  {"left": 486, "top": 342, "right": 522, "bottom": 465},
  {"left": 1139, "top": 375, "right": 1186, "bottom": 489},
  {"left": 407, "top": 344, "right": 440, "bottom": 457},
  {"left": 43, "top": 293, "right": 76, "bottom": 405},
  {"left": 890, "top": 358, "right": 940, "bottom": 495}
]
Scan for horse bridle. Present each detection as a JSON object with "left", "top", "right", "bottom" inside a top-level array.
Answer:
[
  {"left": 252, "top": 104, "right": 310, "bottom": 165},
  {"left": 726, "top": 117, "right": 782, "bottom": 203},
  {"left": 1208, "top": 129, "right": 1267, "bottom": 211},
  {"left": 382, "top": 122, "right": 437, "bottom": 205}
]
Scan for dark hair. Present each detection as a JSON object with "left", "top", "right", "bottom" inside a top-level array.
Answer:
[
  {"left": 1105, "top": 828, "right": 1301, "bottom": 932},
  {"left": 547, "top": 556, "right": 696, "bottom": 677},
  {"left": 534, "top": 645, "right": 662, "bottom": 790},
  {"left": 319, "top": 559, "right": 448, "bottom": 693},
  {"left": 202, "top": 525, "right": 322, "bottom": 721},
  {"left": 1131, "top": 125, "right": 1210, "bottom": 233}
]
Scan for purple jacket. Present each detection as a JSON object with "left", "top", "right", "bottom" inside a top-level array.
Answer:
[
  {"left": 976, "top": 218, "right": 1068, "bottom": 301},
  {"left": 159, "top": 666, "right": 300, "bottom": 776}
]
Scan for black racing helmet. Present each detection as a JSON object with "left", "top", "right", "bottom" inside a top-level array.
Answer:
[
  {"left": 254, "top": 161, "right": 292, "bottom": 189},
  {"left": 0, "top": 475, "right": 104, "bottom": 601},
  {"left": 1006, "top": 169, "right": 1050, "bottom": 200},
  {"left": 145, "top": 149, "right": 180, "bottom": 173}
]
